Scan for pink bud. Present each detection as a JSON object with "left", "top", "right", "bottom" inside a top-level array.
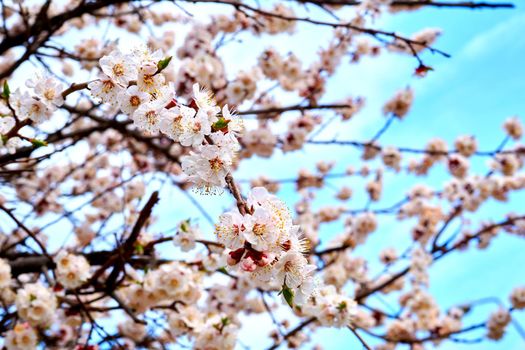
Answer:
[{"left": 240, "top": 257, "right": 256, "bottom": 272}]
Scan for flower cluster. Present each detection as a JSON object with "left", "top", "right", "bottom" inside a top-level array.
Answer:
[
  {"left": 0, "top": 73, "right": 64, "bottom": 152},
  {"left": 173, "top": 219, "right": 201, "bottom": 252},
  {"left": 486, "top": 308, "right": 511, "bottom": 340},
  {"left": 13, "top": 74, "right": 64, "bottom": 122},
  {"left": 89, "top": 48, "right": 169, "bottom": 113},
  {"left": 91, "top": 47, "right": 243, "bottom": 192},
  {"left": 15, "top": 283, "right": 57, "bottom": 328},
  {"left": 216, "top": 187, "right": 315, "bottom": 306},
  {"left": 119, "top": 262, "right": 200, "bottom": 313},
  {"left": 193, "top": 314, "right": 239, "bottom": 350},
  {"left": 304, "top": 285, "right": 357, "bottom": 327},
  {"left": 167, "top": 305, "right": 240, "bottom": 349},
  {"left": 387, "top": 27, "right": 442, "bottom": 56},
  {"left": 54, "top": 251, "right": 92, "bottom": 289},
  {"left": 503, "top": 116, "right": 523, "bottom": 140},
  {"left": 510, "top": 286, "right": 525, "bottom": 309},
  {"left": 382, "top": 87, "right": 414, "bottom": 119},
  {"left": 4, "top": 323, "right": 38, "bottom": 350}
]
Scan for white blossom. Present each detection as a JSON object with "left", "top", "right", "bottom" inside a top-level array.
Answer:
[
  {"left": 88, "top": 74, "right": 124, "bottom": 103},
  {"left": 15, "top": 283, "right": 57, "bottom": 328},
  {"left": 132, "top": 100, "right": 165, "bottom": 133},
  {"left": 99, "top": 49, "right": 138, "bottom": 86},
  {"left": 54, "top": 251, "right": 91, "bottom": 289},
  {"left": 119, "top": 85, "right": 151, "bottom": 115},
  {"left": 5, "top": 323, "right": 38, "bottom": 350}
]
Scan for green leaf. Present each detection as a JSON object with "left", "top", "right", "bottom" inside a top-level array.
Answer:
[
  {"left": 337, "top": 301, "right": 347, "bottom": 311},
  {"left": 30, "top": 139, "right": 48, "bottom": 148},
  {"left": 135, "top": 243, "right": 144, "bottom": 255},
  {"left": 281, "top": 284, "right": 295, "bottom": 308},
  {"left": 1, "top": 81, "right": 10, "bottom": 99},
  {"left": 180, "top": 219, "right": 190, "bottom": 232},
  {"left": 0, "top": 135, "right": 7, "bottom": 145},
  {"left": 217, "top": 266, "right": 228, "bottom": 274},
  {"left": 213, "top": 316, "right": 230, "bottom": 333},
  {"left": 157, "top": 56, "right": 172, "bottom": 73},
  {"left": 212, "top": 117, "right": 230, "bottom": 132}
]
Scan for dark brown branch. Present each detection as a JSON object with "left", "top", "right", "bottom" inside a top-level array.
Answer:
[
  {"left": 225, "top": 173, "right": 249, "bottom": 215},
  {"left": 103, "top": 191, "right": 159, "bottom": 291},
  {"left": 307, "top": 139, "right": 525, "bottom": 157},
  {"left": 5, "top": 251, "right": 171, "bottom": 277},
  {"left": 348, "top": 325, "right": 372, "bottom": 350},
  {"left": 0, "top": 204, "right": 51, "bottom": 260},
  {"left": 182, "top": 0, "right": 451, "bottom": 58},
  {"left": 237, "top": 103, "right": 353, "bottom": 117},
  {"left": 267, "top": 317, "right": 316, "bottom": 350},
  {"left": 296, "top": 0, "right": 514, "bottom": 8}
]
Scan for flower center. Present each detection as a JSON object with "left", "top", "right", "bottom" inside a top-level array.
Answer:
[
  {"left": 130, "top": 95, "right": 141, "bottom": 107},
  {"left": 44, "top": 89, "right": 55, "bottom": 101},
  {"left": 145, "top": 111, "right": 157, "bottom": 125},
  {"left": 142, "top": 74, "right": 154, "bottom": 86},
  {"left": 171, "top": 116, "right": 184, "bottom": 133},
  {"left": 209, "top": 157, "right": 223, "bottom": 172},
  {"left": 233, "top": 224, "right": 245, "bottom": 235},
  {"left": 193, "top": 122, "right": 202, "bottom": 132},
  {"left": 30, "top": 104, "right": 41, "bottom": 114},
  {"left": 20, "top": 335, "right": 32, "bottom": 345},
  {"left": 102, "top": 80, "right": 115, "bottom": 93},
  {"left": 112, "top": 63, "right": 125, "bottom": 76},
  {"left": 252, "top": 223, "right": 266, "bottom": 236}
]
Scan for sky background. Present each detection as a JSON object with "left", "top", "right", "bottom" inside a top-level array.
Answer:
[{"left": 3, "top": 1, "right": 524, "bottom": 349}]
